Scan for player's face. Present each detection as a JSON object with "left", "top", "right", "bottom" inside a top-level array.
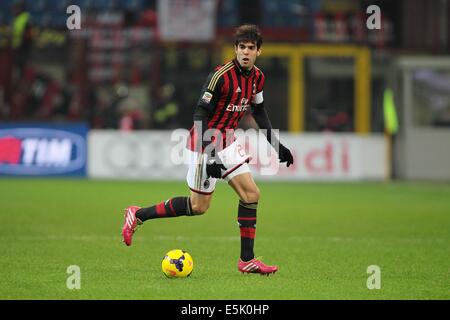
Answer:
[{"left": 235, "top": 41, "right": 261, "bottom": 70}]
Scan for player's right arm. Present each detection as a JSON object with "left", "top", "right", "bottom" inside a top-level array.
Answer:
[
  {"left": 193, "top": 66, "right": 227, "bottom": 177},
  {"left": 193, "top": 66, "right": 226, "bottom": 151}
]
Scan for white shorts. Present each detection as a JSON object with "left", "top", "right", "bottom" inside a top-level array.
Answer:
[{"left": 186, "top": 140, "right": 251, "bottom": 195}]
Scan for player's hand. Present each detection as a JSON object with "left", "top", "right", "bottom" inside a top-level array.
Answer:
[
  {"left": 206, "top": 159, "right": 226, "bottom": 178},
  {"left": 278, "top": 144, "right": 294, "bottom": 167}
]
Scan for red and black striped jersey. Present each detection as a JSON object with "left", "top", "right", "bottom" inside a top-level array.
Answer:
[{"left": 189, "top": 59, "right": 265, "bottom": 150}]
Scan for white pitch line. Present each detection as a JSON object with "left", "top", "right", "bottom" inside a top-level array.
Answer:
[{"left": 0, "top": 235, "right": 447, "bottom": 243}]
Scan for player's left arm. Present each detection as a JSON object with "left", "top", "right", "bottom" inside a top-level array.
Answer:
[{"left": 250, "top": 72, "right": 294, "bottom": 167}]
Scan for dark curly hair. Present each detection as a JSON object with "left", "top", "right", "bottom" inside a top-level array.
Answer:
[{"left": 234, "top": 24, "right": 262, "bottom": 49}]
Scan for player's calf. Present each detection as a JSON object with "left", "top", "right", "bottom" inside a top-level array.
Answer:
[
  {"left": 238, "top": 200, "right": 258, "bottom": 261},
  {"left": 135, "top": 196, "right": 193, "bottom": 222}
]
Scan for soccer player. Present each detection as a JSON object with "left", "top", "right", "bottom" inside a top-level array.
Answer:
[{"left": 122, "top": 24, "right": 293, "bottom": 275}]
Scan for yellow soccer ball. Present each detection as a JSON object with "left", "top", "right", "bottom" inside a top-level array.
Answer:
[{"left": 161, "top": 249, "right": 194, "bottom": 278}]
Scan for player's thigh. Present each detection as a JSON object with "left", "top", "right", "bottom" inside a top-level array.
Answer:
[
  {"left": 186, "top": 149, "right": 217, "bottom": 194},
  {"left": 228, "top": 172, "right": 260, "bottom": 203}
]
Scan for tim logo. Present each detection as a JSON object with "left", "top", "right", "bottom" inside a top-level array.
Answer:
[
  {"left": 227, "top": 98, "right": 250, "bottom": 112},
  {"left": 0, "top": 128, "right": 86, "bottom": 175}
]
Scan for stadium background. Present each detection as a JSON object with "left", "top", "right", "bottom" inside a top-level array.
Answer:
[{"left": 0, "top": 0, "right": 449, "bottom": 300}]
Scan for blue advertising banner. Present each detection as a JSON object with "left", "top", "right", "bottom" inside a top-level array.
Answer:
[{"left": 0, "top": 123, "right": 88, "bottom": 177}]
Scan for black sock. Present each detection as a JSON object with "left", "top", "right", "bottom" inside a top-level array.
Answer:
[
  {"left": 136, "top": 197, "right": 193, "bottom": 222},
  {"left": 238, "top": 200, "right": 257, "bottom": 261}
]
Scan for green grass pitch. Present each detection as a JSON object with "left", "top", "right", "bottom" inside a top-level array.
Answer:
[{"left": 0, "top": 178, "right": 449, "bottom": 299}]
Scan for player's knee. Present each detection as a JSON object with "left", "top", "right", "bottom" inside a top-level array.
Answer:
[
  {"left": 241, "top": 188, "right": 260, "bottom": 204},
  {"left": 191, "top": 201, "right": 209, "bottom": 215}
]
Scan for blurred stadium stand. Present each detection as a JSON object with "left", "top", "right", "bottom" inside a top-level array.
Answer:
[{"left": 0, "top": 0, "right": 448, "bottom": 133}]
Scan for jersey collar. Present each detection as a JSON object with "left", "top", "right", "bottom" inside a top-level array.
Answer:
[{"left": 232, "top": 59, "right": 254, "bottom": 77}]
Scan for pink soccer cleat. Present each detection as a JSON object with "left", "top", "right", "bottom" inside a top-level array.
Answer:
[
  {"left": 238, "top": 258, "right": 278, "bottom": 276},
  {"left": 122, "top": 206, "right": 142, "bottom": 246}
]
